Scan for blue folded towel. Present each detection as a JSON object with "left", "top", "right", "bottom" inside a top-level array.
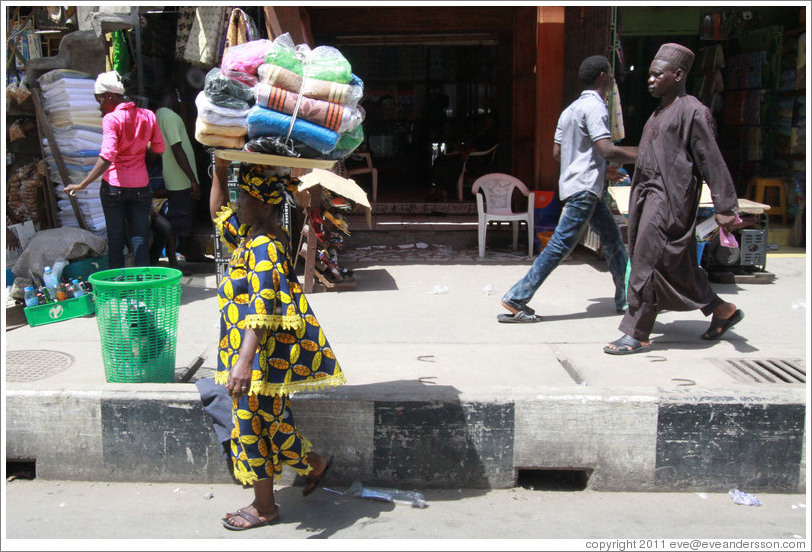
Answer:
[{"left": 247, "top": 105, "right": 339, "bottom": 154}]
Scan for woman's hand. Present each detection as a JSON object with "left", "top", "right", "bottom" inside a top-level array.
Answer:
[
  {"left": 65, "top": 156, "right": 110, "bottom": 195},
  {"left": 63, "top": 182, "right": 88, "bottom": 195},
  {"left": 227, "top": 359, "right": 253, "bottom": 400},
  {"left": 227, "top": 327, "right": 264, "bottom": 400}
]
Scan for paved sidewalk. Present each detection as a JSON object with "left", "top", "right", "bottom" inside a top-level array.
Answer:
[{"left": 4, "top": 247, "right": 808, "bottom": 491}]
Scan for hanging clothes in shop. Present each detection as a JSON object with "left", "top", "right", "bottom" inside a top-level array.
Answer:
[
  {"left": 695, "top": 44, "right": 725, "bottom": 119},
  {"left": 107, "top": 31, "right": 131, "bottom": 75},
  {"left": 224, "top": 8, "right": 259, "bottom": 49},
  {"left": 183, "top": 6, "right": 229, "bottom": 68},
  {"left": 609, "top": 80, "right": 625, "bottom": 142},
  {"left": 174, "top": 6, "right": 196, "bottom": 61}
]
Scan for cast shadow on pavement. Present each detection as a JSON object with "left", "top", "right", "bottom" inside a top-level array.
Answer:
[
  {"left": 521, "top": 296, "right": 627, "bottom": 321},
  {"left": 272, "top": 484, "right": 396, "bottom": 539},
  {"left": 650, "top": 319, "right": 756, "bottom": 354},
  {"left": 346, "top": 268, "right": 399, "bottom": 292},
  {"left": 286, "top": 379, "right": 501, "bottom": 537}
]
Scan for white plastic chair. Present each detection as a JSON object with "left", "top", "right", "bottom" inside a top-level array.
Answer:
[
  {"left": 472, "top": 173, "right": 535, "bottom": 258},
  {"left": 456, "top": 143, "right": 498, "bottom": 201},
  {"left": 346, "top": 152, "right": 378, "bottom": 202}
]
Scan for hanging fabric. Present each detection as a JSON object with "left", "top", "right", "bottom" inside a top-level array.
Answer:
[
  {"left": 174, "top": 6, "right": 196, "bottom": 61},
  {"left": 110, "top": 30, "right": 131, "bottom": 75},
  {"left": 225, "top": 8, "right": 253, "bottom": 49},
  {"left": 183, "top": 7, "right": 228, "bottom": 68},
  {"left": 609, "top": 81, "right": 625, "bottom": 142}
]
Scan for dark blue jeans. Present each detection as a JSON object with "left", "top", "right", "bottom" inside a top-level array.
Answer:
[
  {"left": 503, "top": 189, "right": 628, "bottom": 311},
  {"left": 100, "top": 181, "right": 152, "bottom": 268}
]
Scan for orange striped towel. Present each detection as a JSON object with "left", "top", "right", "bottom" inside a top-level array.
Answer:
[{"left": 255, "top": 82, "right": 363, "bottom": 133}]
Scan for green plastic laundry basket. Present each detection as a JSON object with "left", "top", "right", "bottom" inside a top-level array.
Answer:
[{"left": 89, "top": 266, "right": 183, "bottom": 383}]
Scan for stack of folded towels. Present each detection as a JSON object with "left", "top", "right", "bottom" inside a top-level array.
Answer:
[
  {"left": 194, "top": 33, "right": 365, "bottom": 160},
  {"left": 37, "top": 69, "right": 106, "bottom": 233}
]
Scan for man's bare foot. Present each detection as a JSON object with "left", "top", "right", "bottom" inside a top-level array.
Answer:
[
  {"left": 604, "top": 334, "right": 651, "bottom": 355},
  {"left": 712, "top": 302, "right": 737, "bottom": 320}
]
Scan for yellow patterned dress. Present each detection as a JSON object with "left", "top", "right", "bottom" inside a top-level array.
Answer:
[{"left": 214, "top": 204, "right": 345, "bottom": 485}]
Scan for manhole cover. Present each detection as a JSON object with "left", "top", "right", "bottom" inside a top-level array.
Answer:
[
  {"left": 714, "top": 358, "right": 806, "bottom": 384},
  {"left": 5, "top": 350, "right": 74, "bottom": 382}
]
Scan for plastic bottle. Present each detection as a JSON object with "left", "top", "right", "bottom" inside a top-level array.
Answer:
[
  {"left": 24, "top": 286, "right": 38, "bottom": 307},
  {"left": 38, "top": 286, "right": 53, "bottom": 303},
  {"left": 43, "top": 266, "right": 58, "bottom": 300},
  {"left": 348, "top": 481, "right": 428, "bottom": 508},
  {"left": 71, "top": 279, "right": 85, "bottom": 297},
  {"left": 729, "top": 488, "right": 762, "bottom": 506},
  {"left": 56, "top": 283, "right": 68, "bottom": 301}
]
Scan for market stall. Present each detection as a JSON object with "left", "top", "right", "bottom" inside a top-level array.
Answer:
[{"left": 608, "top": 184, "right": 773, "bottom": 282}]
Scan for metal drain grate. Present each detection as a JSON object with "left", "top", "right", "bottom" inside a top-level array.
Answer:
[
  {"left": 5, "top": 350, "right": 74, "bottom": 383},
  {"left": 717, "top": 358, "right": 806, "bottom": 384}
]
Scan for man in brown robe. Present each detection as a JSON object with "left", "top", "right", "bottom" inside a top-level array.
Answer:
[{"left": 604, "top": 43, "right": 744, "bottom": 354}]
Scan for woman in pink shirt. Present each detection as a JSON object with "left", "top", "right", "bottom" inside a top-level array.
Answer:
[{"left": 65, "top": 71, "right": 165, "bottom": 268}]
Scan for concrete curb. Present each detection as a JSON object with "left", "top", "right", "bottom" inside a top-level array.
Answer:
[{"left": 6, "top": 385, "right": 805, "bottom": 491}]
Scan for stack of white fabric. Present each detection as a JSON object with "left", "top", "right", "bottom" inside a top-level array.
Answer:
[{"left": 37, "top": 69, "right": 106, "bottom": 232}]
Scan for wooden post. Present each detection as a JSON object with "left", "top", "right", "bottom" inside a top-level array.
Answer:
[
  {"left": 302, "top": 185, "right": 320, "bottom": 293},
  {"left": 32, "top": 88, "right": 87, "bottom": 229},
  {"left": 536, "top": 6, "right": 565, "bottom": 192}
]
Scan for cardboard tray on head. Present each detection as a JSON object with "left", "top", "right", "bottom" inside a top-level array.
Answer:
[{"left": 212, "top": 149, "right": 337, "bottom": 170}]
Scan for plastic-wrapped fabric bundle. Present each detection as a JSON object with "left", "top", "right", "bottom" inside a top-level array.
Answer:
[
  {"left": 203, "top": 67, "right": 254, "bottom": 110},
  {"left": 263, "top": 34, "right": 353, "bottom": 84},
  {"left": 48, "top": 154, "right": 99, "bottom": 167},
  {"left": 49, "top": 115, "right": 103, "bottom": 129},
  {"left": 221, "top": 39, "right": 272, "bottom": 84},
  {"left": 257, "top": 64, "right": 363, "bottom": 108},
  {"left": 42, "top": 85, "right": 95, "bottom": 101},
  {"left": 43, "top": 98, "right": 101, "bottom": 112},
  {"left": 245, "top": 135, "right": 329, "bottom": 159},
  {"left": 36, "top": 69, "right": 106, "bottom": 232},
  {"left": 246, "top": 105, "right": 339, "bottom": 154},
  {"left": 331, "top": 125, "right": 364, "bottom": 157},
  {"left": 51, "top": 127, "right": 104, "bottom": 145},
  {"left": 46, "top": 108, "right": 102, "bottom": 119},
  {"left": 43, "top": 137, "right": 101, "bottom": 155},
  {"left": 254, "top": 82, "right": 364, "bottom": 133},
  {"left": 264, "top": 33, "right": 304, "bottom": 75},
  {"left": 196, "top": 118, "right": 248, "bottom": 137},
  {"left": 303, "top": 45, "right": 353, "bottom": 84},
  {"left": 195, "top": 92, "right": 250, "bottom": 120},
  {"left": 195, "top": 90, "right": 250, "bottom": 126},
  {"left": 50, "top": 168, "right": 97, "bottom": 185},
  {"left": 194, "top": 118, "right": 246, "bottom": 149},
  {"left": 37, "top": 69, "right": 93, "bottom": 86}
]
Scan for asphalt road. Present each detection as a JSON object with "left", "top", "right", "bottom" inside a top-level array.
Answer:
[{"left": 2, "top": 479, "right": 808, "bottom": 546}]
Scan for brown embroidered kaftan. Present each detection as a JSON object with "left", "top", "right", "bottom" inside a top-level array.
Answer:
[{"left": 619, "top": 95, "right": 738, "bottom": 341}]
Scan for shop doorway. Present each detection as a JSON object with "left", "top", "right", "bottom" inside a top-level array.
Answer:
[{"left": 336, "top": 37, "right": 511, "bottom": 203}]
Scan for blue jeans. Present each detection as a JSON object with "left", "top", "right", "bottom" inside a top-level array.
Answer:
[
  {"left": 503, "top": 190, "right": 628, "bottom": 311},
  {"left": 100, "top": 181, "right": 152, "bottom": 268}
]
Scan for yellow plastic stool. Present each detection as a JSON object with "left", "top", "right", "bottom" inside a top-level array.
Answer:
[{"left": 745, "top": 178, "right": 787, "bottom": 224}]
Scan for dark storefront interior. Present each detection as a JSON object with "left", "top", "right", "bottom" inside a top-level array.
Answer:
[
  {"left": 334, "top": 39, "right": 509, "bottom": 202},
  {"left": 616, "top": 7, "right": 806, "bottom": 203}
]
